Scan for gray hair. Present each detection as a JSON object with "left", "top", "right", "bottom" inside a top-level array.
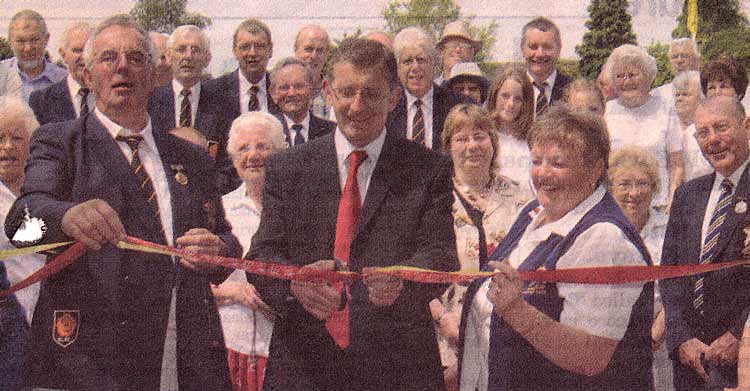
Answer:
[
  {"left": 608, "top": 44, "right": 658, "bottom": 87},
  {"left": 293, "top": 25, "right": 330, "bottom": 50},
  {"left": 59, "top": 21, "right": 92, "bottom": 49},
  {"left": 0, "top": 96, "right": 38, "bottom": 138},
  {"left": 270, "top": 57, "right": 315, "bottom": 87},
  {"left": 672, "top": 70, "right": 703, "bottom": 97},
  {"left": 393, "top": 27, "right": 437, "bottom": 65},
  {"left": 9, "top": 9, "right": 48, "bottom": 40},
  {"left": 167, "top": 25, "right": 210, "bottom": 52},
  {"left": 669, "top": 37, "right": 700, "bottom": 58},
  {"left": 227, "top": 112, "right": 286, "bottom": 157},
  {"left": 609, "top": 146, "right": 662, "bottom": 196},
  {"left": 83, "top": 15, "right": 157, "bottom": 70}
]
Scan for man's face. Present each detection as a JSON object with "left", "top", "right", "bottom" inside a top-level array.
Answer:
[
  {"left": 168, "top": 30, "right": 210, "bottom": 87},
  {"left": 59, "top": 28, "right": 90, "bottom": 84},
  {"left": 397, "top": 45, "right": 434, "bottom": 98},
  {"left": 84, "top": 25, "right": 154, "bottom": 118},
  {"left": 669, "top": 45, "right": 699, "bottom": 74},
  {"left": 694, "top": 103, "right": 750, "bottom": 178},
  {"left": 233, "top": 29, "right": 272, "bottom": 83},
  {"left": 449, "top": 79, "right": 482, "bottom": 104},
  {"left": 522, "top": 28, "right": 560, "bottom": 81},
  {"left": 597, "top": 68, "right": 617, "bottom": 102},
  {"left": 294, "top": 28, "right": 329, "bottom": 78},
  {"left": 150, "top": 33, "right": 171, "bottom": 87},
  {"left": 9, "top": 19, "right": 48, "bottom": 72},
  {"left": 440, "top": 37, "right": 475, "bottom": 75},
  {"left": 271, "top": 64, "right": 312, "bottom": 120},
  {"left": 325, "top": 61, "right": 399, "bottom": 148},
  {"left": 0, "top": 117, "right": 29, "bottom": 188}
]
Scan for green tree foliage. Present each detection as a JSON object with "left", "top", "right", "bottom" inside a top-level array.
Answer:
[
  {"left": 0, "top": 37, "right": 12, "bottom": 61},
  {"left": 673, "top": 0, "right": 750, "bottom": 70},
  {"left": 130, "top": 0, "right": 211, "bottom": 33},
  {"left": 575, "top": 0, "right": 637, "bottom": 79},
  {"left": 647, "top": 42, "right": 672, "bottom": 88},
  {"left": 382, "top": 0, "right": 497, "bottom": 63}
]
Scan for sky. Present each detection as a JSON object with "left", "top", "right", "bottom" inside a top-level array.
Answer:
[{"left": 0, "top": 0, "right": 746, "bottom": 76}]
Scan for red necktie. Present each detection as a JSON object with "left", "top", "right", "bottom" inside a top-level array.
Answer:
[{"left": 327, "top": 150, "right": 368, "bottom": 349}]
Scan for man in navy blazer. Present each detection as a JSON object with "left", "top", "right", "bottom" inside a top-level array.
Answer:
[
  {"left": 387, "top": 27, "right": 464, "bottom": 151},
  {"left": 28, "top": 22, "right": 92, "bottom": 125},
  {"left": 661, "top": 96, "right": 750, "bottom": 390},
  {"left": 148, "top": 25, "right": 240, "bottom": 194},
  {"left": 269, "top": 57, "right": 334, "bottom": 146},
  {"left": 5, "top": 16, "right": 239, "bottom": 390},
  {"left": 248, "top": 39, "right": 458, "bottom": 391},
  {"left": 520, "top": 17, "right": 571, "bottom": 116}
]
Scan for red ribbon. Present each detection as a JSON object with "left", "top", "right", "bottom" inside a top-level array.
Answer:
[{"left": 0, "top": 242, "right": 87, "bottom": 297}]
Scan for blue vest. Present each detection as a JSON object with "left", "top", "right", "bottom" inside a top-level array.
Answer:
[{"left": 475, "top": 192, "right": 654, "bottom": 390}]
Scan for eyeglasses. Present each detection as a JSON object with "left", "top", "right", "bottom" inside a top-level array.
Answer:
[
  {"left": 443, "top": 41, "right": 474, "bottom": 51},
  {"left": 275, "top": 82, "right": 310, "bottom": 93},
  {"left": 400, "top": 56, "right": 431, "bottom": 67},
  {"left": 613, "top": 180, "right": 652, "bottom": 191},
  {"left": 451, "top": 132, "right": 490, "bottom": 145},
  {"left": 235, "top": 42, "right": 270, "bottom": 53},
  {"left": 11, "top": 36, "right": 43, "bottom": 47},
  {"left": 332, "top": 87, "right": 387, "bottom": 102},
  {"left": 173, "top": 45, "right": 205, "bottom": 55},
  {"left": 94, "top": 50, "right": 150, "bottom": 68},
  {"left": 694, "top": 123, "right": 733, "bottom": 141}
]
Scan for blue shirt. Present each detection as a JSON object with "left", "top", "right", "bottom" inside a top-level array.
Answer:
[{"left": 1, "top": 57, "right": 67, "bottom": 101}]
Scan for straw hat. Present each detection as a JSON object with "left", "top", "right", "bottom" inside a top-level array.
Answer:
[{"left": 437, "top": 21, "right": 482, "bottom": 52}]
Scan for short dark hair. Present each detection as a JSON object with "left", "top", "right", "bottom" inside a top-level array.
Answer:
[
  {"left": 327, "top": 38, "right": 398, "bottom": 88},
  {"left": 700, "top": 56, "right": 748, "bottom": 101},
  {"left": 233, "top": 19, "right": 272, "bottom": 49},
  {"left": 521, "top": 17, "right": 561, "bottom": 48}
]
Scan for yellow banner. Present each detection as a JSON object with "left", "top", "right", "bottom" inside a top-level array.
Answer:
[{"left": 687, "top": 0, "right": 698, "bottom": 38}]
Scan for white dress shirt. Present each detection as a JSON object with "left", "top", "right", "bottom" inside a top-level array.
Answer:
[
  {"left": 405, "top": 87, "right": 435, "bottom": 148},
  {"left": 0, "top": 62, "right": 22, "bottom": 99},
  {"left": 66, "top": 75, "right": 93, "bottom": 118},
  {"left": 172, "top": 79, "right": 201, "bottom": 128},
  {"left": 701, "top": 159, "right": 749, "bottom": 244},
  {"left": 528, "top": 69, "right": 557, "bottom": 119},
  {"left": 496, "top": 132, "right": 533, "bottom": 193},
  {"left": 218, "top": 183, "right": 274, "bottom": 356},
  {"left": 284, "top": 112, "right": 310, "bottom": 145},
  {"left": 239, "top": 71, "right": 269, "bottom": 114},
  {"left": 334, "top": 127, "right": 386, "bottom": 197}
]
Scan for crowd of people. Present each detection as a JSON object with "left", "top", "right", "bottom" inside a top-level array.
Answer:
[{"left": 0, "top": 6, "right": 750, "bottom": 391}]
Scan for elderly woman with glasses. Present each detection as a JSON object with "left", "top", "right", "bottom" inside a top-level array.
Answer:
[
  {"left": 212, "top": 111, "right": 287, "bottom": 391},
  {"left": 460, "top": 105, "right": 654, "bottom": 391},
  {"left": 609, "top": 146, "right": 672, "bottom": 390},
  {"left": 604, "top": 44, "right": 685, "bottom": 211}
]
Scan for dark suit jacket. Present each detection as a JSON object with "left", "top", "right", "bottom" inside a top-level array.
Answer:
[
  {"left": 276, "top": 111, "right": 335, "bottom": 145},
  {"left": 5, "top": 113, "right": 240, "bottom": 391},
  {"left": 202, "top": 69, "right": 279, "bottom": 121},
  {"left": 661, "top": 166, "right": 750, "bottom": 389},
  {"left": 149, "top": 82, "right": 241, "bottom": 194},
  {"left": 386, "top": 84, "right": 465, "bottom": 150},
  {"left": 247, "top": 132, "right": 458, "bottom": 391},
  {"left": 28, "top": 79, "right": 77, "bottom": 126}
]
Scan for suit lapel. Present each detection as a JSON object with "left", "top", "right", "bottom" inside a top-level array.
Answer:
[
  {"left": 387, "top": 96, "right": 408, "bottom": 139},
  {"left": 314, "top": 136, "right": 341, "bottom": 246},
  {"left": 432, "top": 85, "right": 449, "bottom": 150},
  {"left": 355, "top": 135, "right": 396, "bottom": 237},
  {"left": 56, "top": 81, "right": 77, "bottom": 120},
  {"left": 228, "top": 69, "right": 241, "bottom": 121}
]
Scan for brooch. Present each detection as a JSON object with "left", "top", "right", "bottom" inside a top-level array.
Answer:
[{"left": 170, "top": 164, "right": 188, "bottom": 186}]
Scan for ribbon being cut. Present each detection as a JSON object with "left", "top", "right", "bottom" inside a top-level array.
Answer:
[{"left": 2, "top": 235, "right": 750, "bottom": 297}]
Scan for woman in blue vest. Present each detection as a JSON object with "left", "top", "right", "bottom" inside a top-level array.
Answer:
[{"left": 459, "top": 104, "right": 654, "bottom": 390}]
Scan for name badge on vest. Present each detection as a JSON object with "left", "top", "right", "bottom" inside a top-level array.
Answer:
[
  {"left": 171, "top": 164, "right": 188, "bottom": 186},
  {"left": 53, "top": 310, "right": 80, "bottom": 348}
]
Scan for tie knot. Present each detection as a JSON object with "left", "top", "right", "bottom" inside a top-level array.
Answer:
[
  {"left": 180, "top": 89, "right": 191, "bottom": 97},
  {"left": 249, "top": 85, "right": 259, "bottom": 95},
  {"left": 78, "top": 87, "right": 89, "bottom": 97},
  {"left": 533, "top": 81, "right": 547, "bottom": 90},
  {"left": 721, "top": 179, "right": 733, "bottom": 193},
  {"left": 348, "top": 150, "right": 368, "bottom": 169},
  {"left": 116, "top": 133, "right": 144, "bottom": 151},
  {"left": 414, "top": 99, "right": 423, "bottom": 108},
  {"left": 291, "top": 123, "right": 303, "bottom": 132}
]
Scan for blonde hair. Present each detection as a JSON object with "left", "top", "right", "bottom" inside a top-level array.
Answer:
[
  {"left": 441, "top": 104, "right": 499, "bottom": 177},
  {"left": 609, "top": 146, "right": 662, "bottom": 195}
]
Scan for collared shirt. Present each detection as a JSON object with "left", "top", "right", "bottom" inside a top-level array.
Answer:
[
  {"left": 218, "top": 183, "right": 274, "bottom": 356},
  {"left": 2, "top": 58, "right": 67, "bottom": 101},
  {"left": 334, "top": 126, "right": 386, "bottom": 198},
  {"left": 95, "top": 109, "right": 174, "bottom": 245},
  {"left": 528, "top": 68, "right": 557, "bottom": 115},
  {"left": 701, "top": 159, "right": 750, "bottom": 244},
  {"left": 238, "top": 71, "right": 268, "bottom": 114},
  {"left": 284, "top": 112, "right": 310, "bottom": 145},
  {"left": 172, "top": 79, "right": 201, "bottom": 128},
  {"left": 0, "top": 180, "right": 44, "bottom": 325},
  {"left": 0, "top": 62, "right": 23, "bottom": 99},
  {"left": 66, "top": 75, "right": 93, "bottom": 118},
  {"left": 405, "top": 87, "right": 435, "bottom": 148}
]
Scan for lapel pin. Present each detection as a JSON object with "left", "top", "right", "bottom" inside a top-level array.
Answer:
[
  {"left": 171, "top": 164, "right": 188, "bottom": 186},
  {"left": 736, "top": 201, "right": 747, "bottom": 214}
]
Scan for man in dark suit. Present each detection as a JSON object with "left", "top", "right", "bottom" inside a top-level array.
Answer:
[
  {"left": 387, "top": 26, "right": 464, "bottom": 151},
  {"left": 28, "top": 22, "right": 92, "bottom": 125},
  {"left": 248, "top": 38, "right": 458, "bottom": 391},
  {"left": 5, "top": 15, "right": 239, "bottom": 390},
  {"left": 520, "top": 17, "right": 571, "bottom": 117},
  {"left": 203, "top": 18, "right": 279, "bottom": 124},
  {"left": 269, "top": 57, "right": 334, "bottom": 146},
  {"left": 148, "top": 25, "right": 240, "bottom": 194},
  {"left": 661, "top": 96, "right": 750, "bottom": 390}
]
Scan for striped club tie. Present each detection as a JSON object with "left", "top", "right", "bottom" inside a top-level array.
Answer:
[
  {"left": 412, "top": 99, "right": 425, "bottom": 147},
  {"left": 534, "top": 81, "right": 548, "bottom": 115},
  {"left": 179, "top": 89, "right": 192, "bottom": 127},
  {"left": 694, "top": 179, "right": 733, "bottom": 315},
  {"left": 116, "top": 133, "right": 164, "bottom": 236}
]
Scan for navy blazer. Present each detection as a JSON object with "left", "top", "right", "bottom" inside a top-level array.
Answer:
[
  {"left": 549, "top": 71, "right": 571, "bottom": 105},
  {"left": 28, "top": 79, "right": 77, "bottom": 125},
  {"left": 661, "top": 165, "right": 750, "bottom": 387},
  {"left": 5, "top": 113, "right": 240, "bottom": 390},
  {"left": 202, "top": 69, "right": 280, "bottom": 121},
  {"left": 275, "top": 111, "right": 335, "bottom": 145},
  {"left": 148, "top": 82, "right": 241, "bottom": 194},
  {"left": 248, "top": 132, "right": 458, "bottom": 391},
  {"left": 386, "top": 84, "right": 465, "bottom": 150}
]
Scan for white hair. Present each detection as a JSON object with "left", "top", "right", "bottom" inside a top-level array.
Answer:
[
  {"left": 227, "top": 112, "right": 286, "bottom": 157},
  {"left": 673, "top": 70, "right": 703, "bottom": 98},
  {"left": 83, "top": 15, "right": 157, "bottom": 70},
  {"left": 167, "top": 25, "right": 210, "bottom": 52},
  {"left": 0, "top": 96, "right": 38, "bottom": 137},
  {"left": 393, "top": 27, "right": 437, "bottom": 64},
  {"left": 59, "top": 21, "right": 91, "bottom": 49},
  {"left": 608, "top": 44, "right": 658, "bottom": 87}
]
